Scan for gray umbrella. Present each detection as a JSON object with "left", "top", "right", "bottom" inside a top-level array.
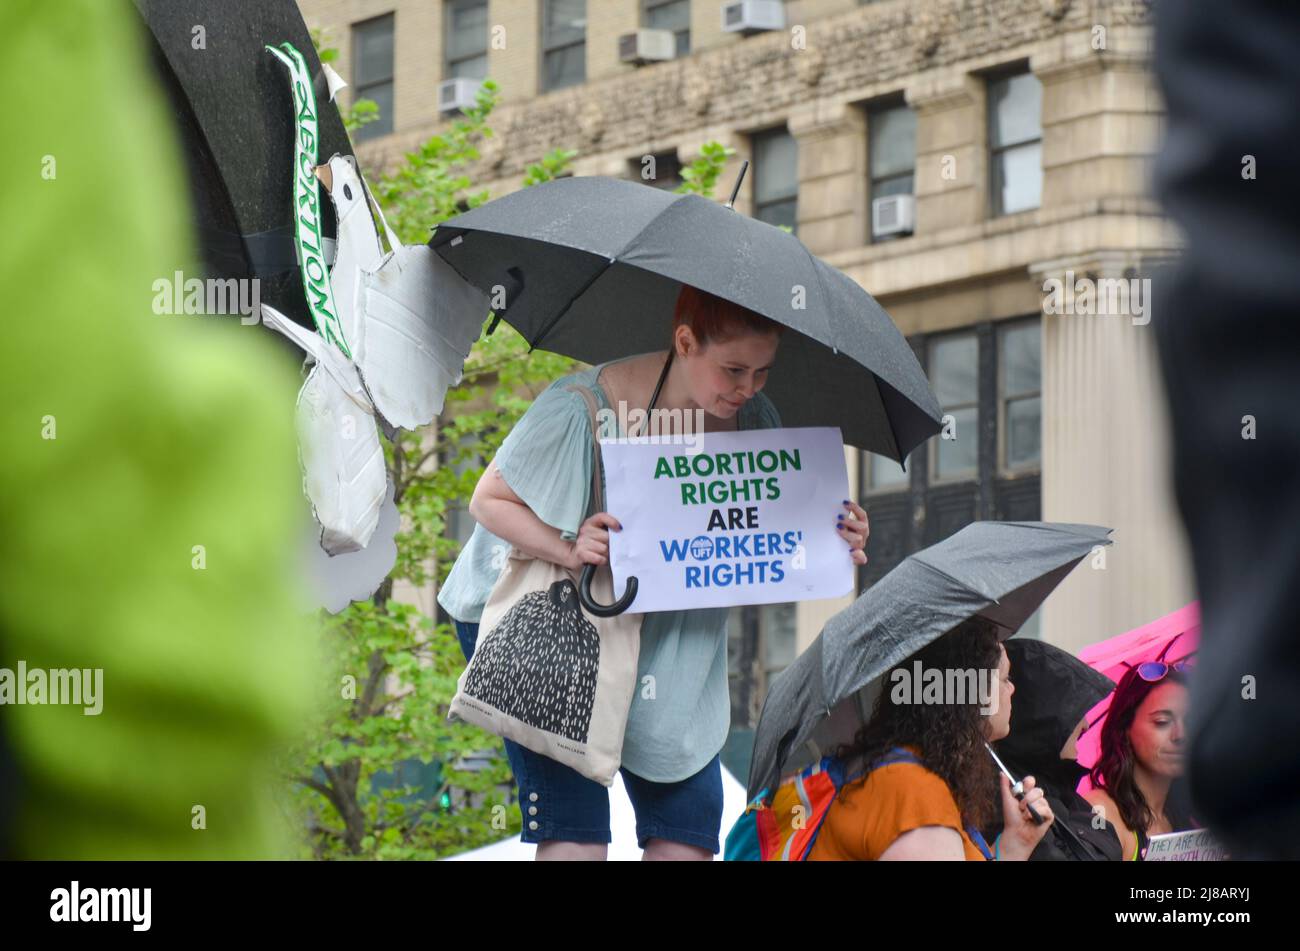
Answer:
[
  {"left": 746, "top": 521, "right": 1113, "bottom": 801},
  {"left": 428, "top": 172, "right": 942, "bottom": 459}
]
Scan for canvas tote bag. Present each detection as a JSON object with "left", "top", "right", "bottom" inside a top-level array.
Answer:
[{"left": 447, "top": 383, "right": 642, "bottom": 786}]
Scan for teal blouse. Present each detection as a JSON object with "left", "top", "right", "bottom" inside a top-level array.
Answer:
[{"left": 437, "top": 358, "right": 782, "bottom": 783}]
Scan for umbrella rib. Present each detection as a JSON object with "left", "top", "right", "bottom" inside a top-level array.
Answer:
[{"left": 864, "top": 361, "right": 903, "bottom": 465}]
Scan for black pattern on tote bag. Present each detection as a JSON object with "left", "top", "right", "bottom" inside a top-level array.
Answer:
[{"left": 461, "top": 578, "right": 600, "bottom": 744}]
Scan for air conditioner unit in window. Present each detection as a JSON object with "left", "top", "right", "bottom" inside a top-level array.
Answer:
[
  {"left": 721, "top": 0, "right": 785, "bottom": 35},
  {"left": 872, "top": 194, "right": 916, "bottom": 237},
  {"left": 618, "top": 28, "right": 676, "bottom": 64},
  {"left": 439, "top": 78, "right": 482, "bottom": 114}
]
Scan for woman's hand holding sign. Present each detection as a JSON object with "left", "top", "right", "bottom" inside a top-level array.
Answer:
[
  {"left": 567, "top": 512, "right": 622, "bottom": 571},
  {"left": 837, "top": 499, "right": 870, "bottom": 566}
]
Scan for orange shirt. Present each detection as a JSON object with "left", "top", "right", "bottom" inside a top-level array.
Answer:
[{"left": 808, "top": 751, "right": 988, "bottom": 861}]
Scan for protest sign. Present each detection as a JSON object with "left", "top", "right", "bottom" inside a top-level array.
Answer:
[
  {"left": 1143, "top": 828, "right": 1229, "bottom": 861},
  {"left": 602, "top": 427, "right": 854, "bottom": 613}
]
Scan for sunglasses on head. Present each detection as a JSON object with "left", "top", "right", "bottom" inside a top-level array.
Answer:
[
  {"left": 1122, "top": 632, "right": 1196, "bottom": 683},
  {"left": 1085, "top": 636, "right": 1196, "bottom": 731},
  {"left": 1131, "top": 658, "right": 1194, "bottom": 682}
]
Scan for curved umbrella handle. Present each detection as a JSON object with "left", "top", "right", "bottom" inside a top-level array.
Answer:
[{"left": 579, "top": 563, "right": 638, "bottom": 617}]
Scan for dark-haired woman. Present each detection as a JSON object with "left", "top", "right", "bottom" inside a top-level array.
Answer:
[
  {"left": 808, "top": 617, "right": 1054, "bottom": 860},
  {"left": 439, "top": 285, "right": 870, "bottom": 860},
  {"left": 1083, "top": 662, "right": 1194, "bottom": 861}
]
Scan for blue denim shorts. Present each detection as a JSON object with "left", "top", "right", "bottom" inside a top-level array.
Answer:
[{"left": 454, "top": 619, "right": 723, "bottom": 853}]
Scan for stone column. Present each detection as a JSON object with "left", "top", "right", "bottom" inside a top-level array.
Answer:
[{"left": 1033, "top": 253, "right": 1195, "bottom": 654}]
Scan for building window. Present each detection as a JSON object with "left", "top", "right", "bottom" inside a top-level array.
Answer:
[
  {"left": 988, "top": 69, "right": 1043, "bottom": 216},
  {"left": 445, "top": 0, "right": 488, "bottom": 80},
  {"left": 856, "top": 319, "right": 1042, "bottom": 597},
  {"left": 868, "top": 100, "right": 916, "bottom": 241},
  {"left": 753, "top": 126, "right": 798, "bottom": 233},
  {"left": 643, "top": 0, "right": 690, "bottom": 56},
  {"left": 998, "top": 319, "right": 1042, "bottom": 472},
  {"left": 542, "top": 0, "right": 586, "bottom": 92},
  {"left": 352, "top": 13, "right": 395, "bottom": 141},
  {"left": 629, "top": 150, "right": 683, "bottom": 190},
  {"left": 929, "top": 332, "right": 979, "bottom": 482}
]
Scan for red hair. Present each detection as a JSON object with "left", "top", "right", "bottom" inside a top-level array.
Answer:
[{"left": 672, "top": 285, "right": 784, "bottom": 347}]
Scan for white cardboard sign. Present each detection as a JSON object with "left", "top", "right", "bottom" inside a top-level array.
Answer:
[
  {"left": 602, "top": 427, "right": 854, "bottom": 614},
  {"left": 1143, "top": 829, "right": 1229, "bottom": 861}
]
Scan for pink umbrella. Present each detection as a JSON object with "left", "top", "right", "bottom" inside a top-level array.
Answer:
[{"left": 1075, "top": 601, "right": 1200, "bottom": 792}]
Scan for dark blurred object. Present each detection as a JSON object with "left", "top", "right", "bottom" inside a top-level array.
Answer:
[{"left": 1151, "top": 0, "right": 1300, "bottom": 860}]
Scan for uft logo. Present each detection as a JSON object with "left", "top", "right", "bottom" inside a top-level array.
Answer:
[{"left": 689, "top": 535, "right": 714, "bottom": 561}]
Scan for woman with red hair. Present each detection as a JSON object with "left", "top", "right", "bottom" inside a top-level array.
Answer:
[{"left": 439, "top": 285, "right": 870, "bottom": 860}]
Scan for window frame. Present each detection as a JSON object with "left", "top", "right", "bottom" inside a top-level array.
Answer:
[
  {"left": 996, "top": 317, "right": 1043, "bottom": 477},
  {"left": 986, "top": 66, "right": 1044, "bottom": 218},
  {"left": 867, "top": 97, "right": 917, "bottom": 243},
  {"left": 853, "top": 318, "right": 1042, "bottom": 598},
  {"left": 641, "top": 0, "right": 691, "bottom": 56},
  {"left": 352, "top": 12, "right": 396, "bottom": 141},
  {"left": 629, "top": 149, "right": 684, "bottom": 190},
  {"left": 444, "top": 0, "right": 489, "bottom": 82},
  {"left": 927, "top": 329, "right": 981, "bottom": 485},
  {"left": 540, "top": 0, "right": 587, "bottom": 93},
  {"left": 752, "top": 125, "right": 799, "bottom": 234}
]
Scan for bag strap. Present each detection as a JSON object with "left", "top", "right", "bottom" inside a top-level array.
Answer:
[
  {"left": 842, "top": 745, "right": 919, "bottom": 786},
  {"left": 564, "top": 354, "right": 673, "bottom": 521},
  {"left": 564, "top": 383, "right": 606, "bottom": 516}
]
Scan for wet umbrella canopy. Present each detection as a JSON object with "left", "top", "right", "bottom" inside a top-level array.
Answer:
[
  {"left": 133, "top": 0, "right": 354, "bottom": 338},
  {"left": 747, "top": 521, "right": 1113, "bottom": 801},
  {"left": 429, "top": 175, "right": 942, "bottom": 459}
]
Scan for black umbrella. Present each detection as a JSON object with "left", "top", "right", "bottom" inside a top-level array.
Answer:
[
  {"left": 428, "top": 169, "right": 942, "bottom": 460},
  {"left": 747, "top": 521, "right": 1113, "bottom": 801},
  {"left": 134, "top": 0, "right": 353, "bottom": 340}
]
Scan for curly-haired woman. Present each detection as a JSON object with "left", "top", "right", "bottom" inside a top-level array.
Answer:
[{"left": 808, "top": 616, "right": 1054, "bottom": 860}]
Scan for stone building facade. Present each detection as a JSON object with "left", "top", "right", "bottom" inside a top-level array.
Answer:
[{"left": 297, "top": 0, "right": 1194, "bottom": 782}]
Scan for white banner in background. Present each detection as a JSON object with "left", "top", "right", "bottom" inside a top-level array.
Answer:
[{"left": 602, "top": 427, "right": 854, "bottom": 613}]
